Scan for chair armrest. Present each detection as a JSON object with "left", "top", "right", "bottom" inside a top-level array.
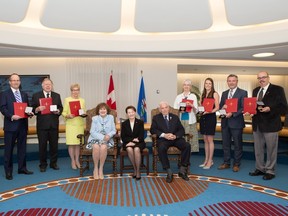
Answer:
[{"left": 184, "top": 133, "right": 193, "bottom": 142}]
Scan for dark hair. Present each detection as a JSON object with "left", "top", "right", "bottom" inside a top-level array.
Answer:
[
  {"left": 201, "top": 77, "right": 216, "bottom": 103},
  {"left": 125, "top": 105, "right": 136, "bottom": 113},
  {"left": 95, "top": 102, "right": 111, "bottom": 115}
]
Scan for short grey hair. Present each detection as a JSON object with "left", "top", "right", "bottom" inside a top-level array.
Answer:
[{"left": 183, "top": 79, "right": 192, "bottom": 86}]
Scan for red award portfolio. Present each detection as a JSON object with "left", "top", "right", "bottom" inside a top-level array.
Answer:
[
  {"left": 244, "top": 97, "right": 257, "bottom": 114},
  {"left": 39, "top": 97, "right": 52, "bottom": 115},
  {"left": 182, "top": 99, "right": 193, "bottom": 112},
  {"left": 225, "top": 98, "right": 238, "bottom": 113},
  {"left": 69, "top": 100, "right": 81, "bottom": 116},
  {"left": 14, "top": 102, "right": 28, "bottom": 118},
  {"left": 202, "top": 98, "right": 214, "bottom": 112}
]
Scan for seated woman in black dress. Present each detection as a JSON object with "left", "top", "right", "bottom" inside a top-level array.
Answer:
[{"left": 121, "top": 105, "right": 146, "bottom": 180}]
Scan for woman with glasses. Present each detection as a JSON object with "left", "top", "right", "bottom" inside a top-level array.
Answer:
[
  {"left": 87, "top": 103, "right": 116, "bottom": 179},
  {"left": 62, "top": 84, "right": 86, "bottom": 170}
]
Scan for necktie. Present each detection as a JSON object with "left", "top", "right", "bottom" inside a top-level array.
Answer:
[
  {"left": 14, "top": 90, "right": 22, "bottom": 102},
  {"left": 47, "top": 93, "right": 50, "bottom": 98},
  {"left": 258, "top": 88, "right": 264, "bottom": 101},
  {"left": 164, "top": 115, "right": 169, "bottom": 129},
  {"left": 228, "top": 89, "right": 233, "bottom": 99}
]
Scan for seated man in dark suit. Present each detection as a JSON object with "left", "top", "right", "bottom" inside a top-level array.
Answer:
[{"left": 150, "top": 101, "right": 191, "bottom": 183}]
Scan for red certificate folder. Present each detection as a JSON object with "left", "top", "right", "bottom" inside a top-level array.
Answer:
[
  {"left": 244, "top": 97, "right": 257, "bottom": 114},
  {"left": 14, "top": 102, "right": 28, "bottom": 118},
  {"left": 69, "top": 100, "right": 81, "bottom": 116},
  {"left": 39, "top": 97, "right": 52, "bottom": 115},
  {"left": 181, "top": 99, "right": 193, "bottom": 112},
  {"left": 202, "top": 98, "right": 214, "bottom": 112},
  {"left": 226, "top": 98, "right": 238, "bottom": 113}
]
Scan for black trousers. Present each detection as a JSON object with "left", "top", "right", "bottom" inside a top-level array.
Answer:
[
  {"left": 37, "top": 128, "right": 59, "bottom": 168},
  {"left": 4, "top": 126, "right": 27, "bottom": 174},
  {"left": 157, "top": 138, "right": 191, "bottom": 170}
]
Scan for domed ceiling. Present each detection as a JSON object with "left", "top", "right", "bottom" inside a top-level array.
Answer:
[{"left": 0, "top": 0, "right": 288, "bottom": 61}]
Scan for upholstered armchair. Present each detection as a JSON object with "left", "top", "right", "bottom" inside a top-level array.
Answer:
[
  {"left": 150, "top": 106, "right": 192, "bottom": 175},
  {"left": 77, "top": 108, "right": 119, "bottom": 177}
]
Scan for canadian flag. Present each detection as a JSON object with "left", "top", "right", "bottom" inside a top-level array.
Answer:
[{"left": 106, "top": 74, "right": 117, "bottom": 110}]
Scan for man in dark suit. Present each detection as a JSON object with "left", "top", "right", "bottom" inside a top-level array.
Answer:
[
  {"left": 218, "top": 74, "right": 248, "bottom": 172},
  {"left": 150, "top": 101, "right": 191, "bottom": 183},
  {"left": 0, "top": 73, "right": 33, "bottom": 180},
  {"left": 249, "top": 71, "right": 287, "bottom": 180},
  {"left": 32, "top": 78, "right": 63, "bottom": 172}
]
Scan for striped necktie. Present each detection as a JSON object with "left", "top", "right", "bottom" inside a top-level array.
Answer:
[
  {"left": 228, "top": 89, "right": 233, "bottom": 99},
  {"left": 14, "top": 90, "right": 22, "bottom": 102}
]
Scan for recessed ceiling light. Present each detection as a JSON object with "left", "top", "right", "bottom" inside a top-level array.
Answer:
[{"left": 253, "top": 52, "right": 275, "bottom": 58}]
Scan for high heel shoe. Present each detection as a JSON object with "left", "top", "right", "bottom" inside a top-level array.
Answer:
[
  {"left": 203, "top": 161, "right": 214, "bottom": 170},
  {"left": 199, "top": 162, "right": 207, "bottom": 168}
]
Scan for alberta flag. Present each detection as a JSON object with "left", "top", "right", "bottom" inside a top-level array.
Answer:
[
  {"left": 106, "top": 74, "right": 117, "bottom": 110},
  {"left": 137, "top": 76, "right": 147, "bottom": 137}
]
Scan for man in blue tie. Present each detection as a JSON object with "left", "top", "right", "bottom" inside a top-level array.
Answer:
[
  {"left": 150, "top": 101, "right": 191, "bottom": 183},
  {"left": 0, "top": 73, "right": 33, "bottom": 180}
]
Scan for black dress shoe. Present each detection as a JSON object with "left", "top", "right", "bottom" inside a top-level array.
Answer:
[
  {"left": 249, "top": 169, "right": 265, "bottom": 176},
  {"left": 178, "top": 172, "right": 189, "bottom": 181},
  {"left": 50, "top": 164, "right": 60, "bottom": 170},
  {"left": 263, "top": 173, "right": 275, "bottom": 180},
  {"left": 6, "top": 173, "right": 13, "bottom": 180},
  {"left": 18, "top": 169, "right": 33, "bottom": 175},
  {"left": 136, "top": 177, "right": 141, "bottom": 181},
  {"left": 166, "top": 174, "right": 173, "bottom": 183}
]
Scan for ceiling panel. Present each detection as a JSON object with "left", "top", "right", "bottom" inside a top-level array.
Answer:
[
  {"left": 0, "top": 0, "right": 30, "bottom": 23},
  {"left": 41, "top": 0, "right": 121, "bottom": 32},
  {"left": 135, "top": 0, "right": 212, "bottom": 32},
  {"left": 225, "top": 0, "right": 288, "bottom": 26}
]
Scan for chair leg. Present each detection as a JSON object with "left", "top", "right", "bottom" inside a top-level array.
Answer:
[
  {"left": 146, "top": 154, "right": 149, "bottom": 175},
  {"left": 113, "top": 155, "right": 117, "bottom": 177},
  {"left": 153, "top": 155, "right": 157, "bottom": 176},
  {"left": 120, "top": 154, "right": 124, "bottom": 176}
]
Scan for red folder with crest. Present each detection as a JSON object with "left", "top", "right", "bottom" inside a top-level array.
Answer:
[
  {"left": 225, "top": 98, "right": 238, "bottom": 113},
  {"left": 202, "top": 98, "right": 214, "bottom": 112},
  {"left": 39, "top": 97, "right": 52, "bottom": 115},
  {"left": 69, "top": 100, "right": 81, "bottom": 116},
  {"left": 14, "top": 102, "right": 28, "bottom": 118},
  {"left": 244, "top": 97, "right": 257, "bottom": 114},
  {"left": 181, "top": 99, "right": 193, "bottom": 112}
]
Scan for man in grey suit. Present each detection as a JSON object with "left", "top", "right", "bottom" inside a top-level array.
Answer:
[
  {"left": 249, "top": 71, "right": 287, "bottom": 180},
  {"left": 32, "top": 78, "right": 63, "bottom": 172},
  {"left": 218, "top": 74, "right": 248, "bottom": 172}
]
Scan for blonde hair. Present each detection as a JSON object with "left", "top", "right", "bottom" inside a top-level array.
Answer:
[{"left": 70, "top": 83, "right": 80, "bottom": 91}]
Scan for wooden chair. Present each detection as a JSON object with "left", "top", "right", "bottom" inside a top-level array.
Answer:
[
  {"left": 77, "top": 108, "right": 119, "bottom": 177},
  {"left": 151, "top": 106, "right": 192, "bottom": 175},
  {"left": 118, "top": 118, "right": 149, "bottom": 176}
]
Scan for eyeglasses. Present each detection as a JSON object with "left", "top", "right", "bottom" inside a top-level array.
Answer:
[
  {"left": 257, "top": 76, "right": 268, "bottom": 80},
  {"left": 72, "top": 89, "right": 80, "bottom": 91}
]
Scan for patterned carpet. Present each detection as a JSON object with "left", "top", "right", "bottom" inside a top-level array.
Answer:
[{"left": 1, "top": 173, "right": 287, "bottom": 216}]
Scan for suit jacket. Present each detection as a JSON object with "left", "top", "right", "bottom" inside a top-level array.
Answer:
[
  {"left": 150, "top": 113, "right": 185, "bottom": 141},
  {"left": 252, "top": 84, "right": 288, "bottom": 132},
  {"left": 220, "top": 87, "right": 248, "bottom": 129},
  {"left": 121, "top": 118, "right": 145, "bottom": 149},
  {"left": 31, "top": 91, "right": 63, "bottom": 130},
  {"left": 0, "top": 88, "right": 28, "bottom": 132}
]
